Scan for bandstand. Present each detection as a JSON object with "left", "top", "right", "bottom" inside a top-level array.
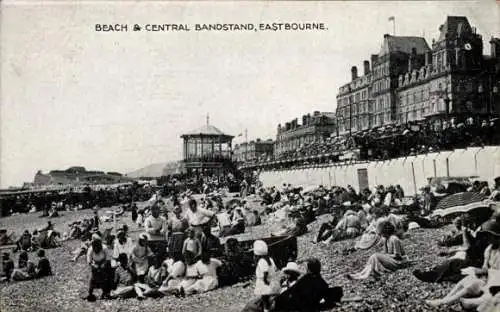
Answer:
[{"left": 180, "top": 118, "right": 235, "bottom": 175}]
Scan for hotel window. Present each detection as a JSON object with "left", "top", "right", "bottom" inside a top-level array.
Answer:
[{"left": 466, "top": 82, "right": 473, "bottom": 93}]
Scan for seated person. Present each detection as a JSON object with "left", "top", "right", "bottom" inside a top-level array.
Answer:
[
  {"left": 322, "top": 209, "right": 362, "bottom": 243},
  {"left": 219, "top": 238, "right": 252, "bottom": 286},
  {"left": 161, "top": 251, "right": 198, "bottom": 297},
  {"left": 15, "top": 230, "right": 32, "bottom": 252},
  {"left": 438, "top": 216, "right": 465, "bottom": 247},
  {"left": 110, "top": 253, "right": 136, "bottom": 299},
  {"left": 272, "top": 258, "right": 342, "bottom": 312},
  {"left": 34, "top": 249, "right": 52, "bottom": 278},
  {"left": 135, "top": 254, "right": 167, "bottom": 299},
  {"left": 158, "top": 254, "right": 186, "bottom": 294},
  {"left": 425, "top": 220, "right": 500, "bottom": 309},
  {"left": 184, "top": 253, "right": 223, "bottom": 296},
  {"left": 228, "top": 208, "right": 246, "bottom": 236},
  {"left": 314, "top": 215, "right": 338, "bottom": 243},
  {"left": 348, "top": 221, "right": 408, "bottom": 280},
  {"left": 414, "top": 224, "right": 488, "bottom": 283},
  {"left": 11, "top": 251, "right": 36, "bottom": 281},
  {"left": 272, "top": 214, "right": 308, "bottom": 237},
  {"left": 279, "top": 262, "right": 302, "bottom": 293}
]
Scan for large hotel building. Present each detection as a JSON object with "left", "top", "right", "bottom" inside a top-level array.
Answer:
[{"left": 336, "top": 16, "right": 500, "bottom": 135}]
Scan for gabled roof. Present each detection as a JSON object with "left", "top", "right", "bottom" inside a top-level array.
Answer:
[
  {"left": 181, "top": 124, "right": 233, "bottom": 137},
  {"left": 438, "top": 16, "right": 472, "bottom": 42},
  {"left": 379, "top": 35, "right": 430, "bottom": 56}
]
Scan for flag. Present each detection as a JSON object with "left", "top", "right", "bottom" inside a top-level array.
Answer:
[{"left": 388, "top": 16, "right": 395, "bottom": 22}]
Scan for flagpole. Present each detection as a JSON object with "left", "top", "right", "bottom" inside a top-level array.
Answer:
[
  {"left": 244, "top": 128, "right": 248, "bottom": 162},
  {"left": 392, "top": 18, "right": 396, "bottom": 36}
]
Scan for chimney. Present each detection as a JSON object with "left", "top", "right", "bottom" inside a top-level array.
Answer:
[
  {"left": 351, "top": 66, "right": 358, "bottom": 81},
  {"left": 302, "top": 115, "right": 307, "bottom": 125},
  {"left": 307, "top": 113, "right": 311, "bottom": 124},
  {"left": 425, "top": 51, "right": 431, "bottom": 66},
  {"left": 491, "top": 37, "right": 500, "bottom": 59},
  {"left": 371, "top": 54, "right": 379, "bottom": 68},
  {"left": 363, "top": 60, "right": 370, "bottom": 75}
]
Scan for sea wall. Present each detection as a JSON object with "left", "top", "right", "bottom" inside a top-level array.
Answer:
[{"left": 258, "top": 146, "right": 500, "bottom": 195}]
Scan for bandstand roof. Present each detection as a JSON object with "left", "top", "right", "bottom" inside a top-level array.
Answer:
[{"left": 180, "top": 124, "right": 234, "bottom": 138}]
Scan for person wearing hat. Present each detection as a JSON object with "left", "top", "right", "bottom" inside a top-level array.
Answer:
[
  {"left": 253, "top": 240, "right": 280, "bottom": 312},
  {"left": 280, "top": 262, "right": 302, "bottom": 293},
  {"left": 112, "top": 229, "right": 133, "bottom": 268},
  {"left": 425, "top": 219, "right": 500, "bottom": 308},
  {"left": 167, "top": 205, "right": 189, "bottom": 260},
  {"left": 130, "top": 233, "right": 153, "bottom": 284},
  {"left": 273, "top": 258, "right": 342, "bottom": 312},
  {"left": 348, "top": 221, "right": 407, "bottom": 280},
  {"left": 85, "top": 234, "right": 112, "bottom": 301}
]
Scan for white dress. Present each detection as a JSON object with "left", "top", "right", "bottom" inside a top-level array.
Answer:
[
  {"left": 186, "top": 258, "right": 222, "bottom": 293},
  {"left": 254, "top": 258, "right": 281, "bottom": 296}
]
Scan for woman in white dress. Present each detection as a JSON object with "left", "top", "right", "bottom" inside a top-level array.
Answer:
[
  {"left": 348, "top": 221, "right": 408, "bottom": 280},
  {"left": 253, "top": 240, "right": 281, "bottom": 312},
  {"left": 185, "top": 253, "right": 223, "bottom": 295}
]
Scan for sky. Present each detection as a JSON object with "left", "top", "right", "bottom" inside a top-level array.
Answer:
[{"left": 1, "top": 0, "right": 499, "bottom": 187}]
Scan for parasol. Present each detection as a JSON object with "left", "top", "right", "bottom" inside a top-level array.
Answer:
[
  {"left": 434, "top": 192, "right": 487, "bottom": 211},
  {"left": 432, "top": 191, "right": 490, "bottom": 217},
  {"left": 431, "top": 200, "right": 493, "bottom": 218}
]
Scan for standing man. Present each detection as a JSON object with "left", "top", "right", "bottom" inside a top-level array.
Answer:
[
  {"left": 144, "top": 204, "right": 167, "bottom": 261},
  {"left": 185, "top": 199, "right": 215, "bottom": 239}
]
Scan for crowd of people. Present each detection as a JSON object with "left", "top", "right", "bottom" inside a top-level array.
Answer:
[
  {"left": 3, "top": 168, "right": 500, "bottom": 311},
  {"left": 75, "top": 194, "right": 270, "bottom": 301},
  {"left": 245, "top": 117, "right": 500, "bottom": 168},
  {"left": 2, "top": 249, "right": 52, "bottom": 283},
  {"left": 0, "top": 182, "right": 156, "bottom": 217}
]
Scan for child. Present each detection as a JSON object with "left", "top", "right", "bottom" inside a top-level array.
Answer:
[
  {"left": 253, "top": 240, "right": 281, "bottom": 312},
  {"left": 130, "top": 234, "right": 153, "bottom": 283},
  {"left": 135, "top": 254, "right": 167, "bottom": 299},
  {"left": 35, "top": 249, "right": 52, "bottom": 278},
  {"left": 110, "top": 254, "right": 135, "bottom": 299},
  {"left": 182, "top": 228, "right": 202, "bottom": 260}
]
